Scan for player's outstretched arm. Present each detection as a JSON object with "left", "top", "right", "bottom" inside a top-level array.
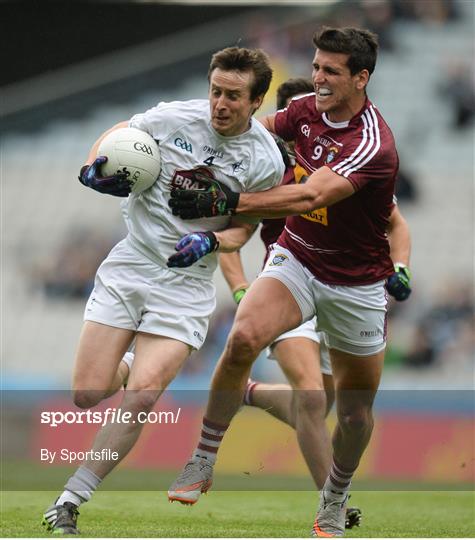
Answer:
[
  {"left": 169, "top": 167, "right": 354, "bottom": 219},
  {"left": 386, "top": 205, "right": 412, "bottom": 301},
  {"left": 236, "top": 168, "right": 354, "bottom": 217}
]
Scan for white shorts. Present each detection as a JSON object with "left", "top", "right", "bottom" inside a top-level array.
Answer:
[
  {"left": 260, "top": 245, "right": 388, "bottom": 356},
  {"left": 268, "top": 320, "right": 332, "bottom": 375},
  {"left": 84, "top": 239, "right": 216, "bottom": 350}
]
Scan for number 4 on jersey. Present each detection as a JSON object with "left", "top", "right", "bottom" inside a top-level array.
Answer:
[{"left": 203, "top": 156, "right": 215, "bottom": 166}]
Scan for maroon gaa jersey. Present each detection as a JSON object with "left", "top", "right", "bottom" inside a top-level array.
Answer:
[{"left": 274, "top": 94, "right": 398, "bottom": 285}]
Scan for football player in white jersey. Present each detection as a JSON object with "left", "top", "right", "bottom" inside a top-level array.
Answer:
[{"left": 42, "top": 47, "right": 284, "bottom": 535}]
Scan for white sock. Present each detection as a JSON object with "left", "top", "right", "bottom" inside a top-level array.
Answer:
[
  {"left": 122, "top": 352, "right": 134, "bottom": 370},
  {"left": 58, "top": 465, "right": 102, "bottom": 506},
  {"left": 57, "top": 490, "right": 83, "bottom": 507}
]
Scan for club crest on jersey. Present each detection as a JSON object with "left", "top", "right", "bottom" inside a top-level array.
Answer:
[
  {"left": 326, "top": 146, "right": 340, "bottom": 163},
  {"left": 171, "top": 166, "right": 215, "bottom": 190},
  {"left": 269, "top": 253, "right": 288, "bottom": 266},
  {"left": 231, "top": 159, "right": 246, "bottom": 173}
]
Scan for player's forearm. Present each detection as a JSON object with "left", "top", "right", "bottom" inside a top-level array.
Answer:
[
  {"left": 85, "top": 122, "right": 128, "bottom": 165},
  {"left": 214, "top": 223, "right": 256, "bottom": 253},
  {"left": 388, "top": 222, "right": 411, "bottom": 266},
  {"left": 387, "top": 210, "right": 411, "bottom": 266},
  {"left": 236, "top": 183, "right": 342, "bottom": 217},
  {"left": 235, "top": 168, "right": 354, "bottom": 218},
  {"left": 219, "top": 252, "right": 250, "bottom": 293},
  {"left": 235, "top": 184, "right": 314, "bottom": 217}
]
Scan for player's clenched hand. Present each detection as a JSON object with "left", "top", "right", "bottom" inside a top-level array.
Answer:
[
  {"left": 78, "top": 156, "right": 131, "bottom": 197},
  {"left": 167, "top": 232, "right": 219, "bottom": 268},
  {"left": 168, "top": 177, "right": 240, "bottom": 219},
  {"left": 386, "top": 264, "right": 412, "bottom": 301}
]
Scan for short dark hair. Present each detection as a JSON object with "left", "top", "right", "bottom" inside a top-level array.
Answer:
[
  {"left": 313, "top": 26, "right": 379, "bottom": 76},
  {"left": 208, "top": 47, "right": 273, "bottom": 101},
  {"left": 276, "top": 78, "right": 314, "bottom": 110}
]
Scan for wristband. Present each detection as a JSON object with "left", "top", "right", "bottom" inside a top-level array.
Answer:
[
  {"left": 204, "top": 231, "right": 220, "bottom": 252},
  {"left": 394, "top": 262, "right": 411, "bottom": 279},
  {"left": 233, "top": 288, "right": 247, "bottom": 304}
]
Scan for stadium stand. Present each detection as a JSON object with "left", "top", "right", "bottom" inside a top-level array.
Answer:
[{"left": 2, "top": 2, "right": 473, "bottom": 389}]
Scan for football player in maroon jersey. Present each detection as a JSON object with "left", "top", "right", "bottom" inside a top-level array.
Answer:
[
  {"left": 169, "top": 27, "right": 409, "bottom": 537},
  {"left": 219, "top": 76, "right": 410, "bottom": 531}
]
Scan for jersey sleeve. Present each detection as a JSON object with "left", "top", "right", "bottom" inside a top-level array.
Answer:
[
  {"left": 129, "top": 100, "right": 204, "bottom": 142},
  {"left": 273, "top": 101, "right": 299, "bottom": 142},
  {"left": 242, "top": 121, "right": 285, "bottom": 193},
  {"left": 238, "top": 151, "right": 283, "bottom": 226},
  {"left": 248, "top": 154, "right": 284, "bottom": 192},
  {"left": 329, "top": 133, "right": 398, "bottom": 191},
  {"left": 236, "top": 128, "right": 285, "bottom": 224},
  {"left": 129, "top": 102, "right": 167, "bottom": 140}
]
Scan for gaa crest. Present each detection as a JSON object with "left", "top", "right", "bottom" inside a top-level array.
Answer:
[{"left": 326, "top": 146, "right": 340, "bottom": 163}]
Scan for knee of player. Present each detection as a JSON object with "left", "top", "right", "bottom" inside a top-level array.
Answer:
[
  {"left": 227, "top": 322, "right": 265, "bottom": 361},
  {"left": 338, "top": 407, "right": 373, "bottom": 432},
  {"left": 296, "top": 389, "right": 327, "bottom": 416},
  {"left": 72, "top": 389, "right": 105, "bottom": 409},
  {"left": 123, "top": 388, "right": 159, "bottom": 415}
]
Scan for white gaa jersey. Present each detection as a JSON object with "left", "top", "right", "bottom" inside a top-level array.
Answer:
[{"left": 123, "top": 99, "right": 284, "bottom": 279}]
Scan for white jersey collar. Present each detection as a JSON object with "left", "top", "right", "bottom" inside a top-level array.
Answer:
[
  {"left": 322, "top": 113, "right": 349, "bottom": 129},
  {"left": 209, "top": 117, "right": 255, "bottom": 140}
]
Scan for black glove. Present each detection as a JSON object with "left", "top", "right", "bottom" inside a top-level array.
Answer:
[
  {"left": 78, "top": 156, "right": 131, "bottom": 197},
  {"left": 169, "top": 176, "right": 240, "bottom": 219},
  {"left": 167, "top": 232, "right": 219, "bottom": 268},
  {"left": 386, "top": 263, "right": 412, "bottom": 301}
]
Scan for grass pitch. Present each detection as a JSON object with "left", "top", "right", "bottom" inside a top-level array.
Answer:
[{"left": 1, "top": 489, "right": 474, "bottom": 537}]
